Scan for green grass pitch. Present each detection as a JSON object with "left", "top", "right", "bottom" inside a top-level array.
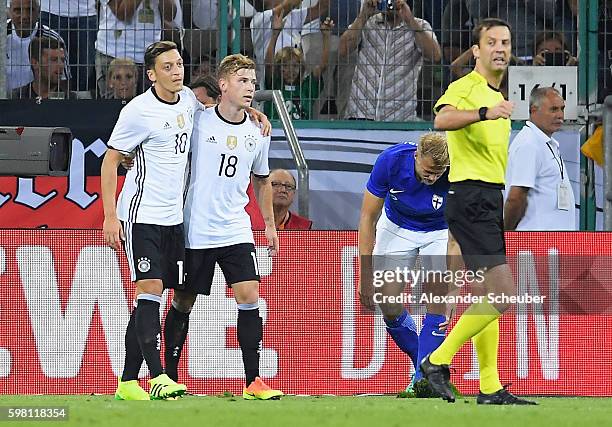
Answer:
[{"left": 0, "top": 395, "right": 610, "bottom": 427}]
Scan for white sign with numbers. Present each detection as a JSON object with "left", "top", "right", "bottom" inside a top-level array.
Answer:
[{"left": 507, "top": 66, "right": 578, "bottom": 120}]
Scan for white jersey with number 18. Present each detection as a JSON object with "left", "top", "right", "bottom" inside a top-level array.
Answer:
[
  {"left": 184, "top": 106, "right": 270, "bottom": 249},
  {"left": 108, "top": 86, "right": 198, "bottom": 225}
]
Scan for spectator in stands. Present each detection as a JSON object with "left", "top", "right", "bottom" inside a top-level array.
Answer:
[
  {"left": 189, "top": 53, "right": 217, "bottom": 84},
  {"left": 269, "top": 169, "right": 313, "bottom": 230},
  {"left": 190, "top": 74, "right": 221, "bottom": 105},
  {"left": 40, "top": 0, "right": 97, "bottom": 92},
  {"left": 185, "top": 0, "right": 219, "bottom": 68},
  {"left": 6, "top": 0, "right": 70, "bottom": 91},
  {"left": 440, "top": 0, "right": 472, "bottom": 64},
  {"left": 248, "top": 0, "right": 329, "bottom": 87},
  {"left": 504, "top": 87, "right": 576, "bottom": 231},
  {"left": 340, "top": 0, "right": 441, "bottom": 121},
  {"left": 11, "top": 36, "right": 77, "bottom": 99},
  {"left": 163, "top": 0, "right": 186, "bottom": 60},
  {"left": 106, "top": 58, "right": 138, "bottom": 100},
  {"left": 264, "top": 15, "right": 334, "bottom": 119},
  {"left": 532, "top": 31, "right": 577, "bottom": 66},
  {"left": 301, "top": 0, "right": 361, "bottom": 117},
  {"left": 464, "top": 0, "right": 560, "bottom": 59},
  {"left": 418, "top": 0, "right": 448, "bottom": 40},
  {"left": 95, "top": 0, "right": 176, "bottom": 98}
]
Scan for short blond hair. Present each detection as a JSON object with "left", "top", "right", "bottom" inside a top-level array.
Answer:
[
  {"left": 108, "top": 58, "right": 137, "bottom": 80},
  {"left": 273, "top": 46, "right": 305, "bottom": 75},
  {"left": 417, "top": 132, "right": 449, "bottom": 168},
  {"left": 217, "top": 54, "right": 255, "bottom": 80}
]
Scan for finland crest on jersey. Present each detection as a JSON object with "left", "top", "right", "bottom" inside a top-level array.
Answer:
[
  {"left": 184, "top": 106, "right": 271, "bottom": 249},
  {"left": 108, "top": 87, "right": 199, "bottom": 225},
  {"left": 432, "top": 194, "right": 444, "bottom": 210}
]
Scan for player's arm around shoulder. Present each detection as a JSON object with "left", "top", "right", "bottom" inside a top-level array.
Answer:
[
  {"left": 246, "top": 106, "right": 272, "bottom": 136},
  {"left": 101, "top": 148, "right": 125, "bottom": 251}
]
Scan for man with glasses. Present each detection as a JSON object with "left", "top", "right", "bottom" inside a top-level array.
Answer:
[
  {"left": 269, "top": 169, "right": 313, "bottom": 230},
  {"left": 358, "top": 132, "right": 452, "bottom": 396}
]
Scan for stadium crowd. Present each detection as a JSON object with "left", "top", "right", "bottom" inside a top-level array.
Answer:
[{"left": 3, "top": 0, "right": 591, "bottom": 119}]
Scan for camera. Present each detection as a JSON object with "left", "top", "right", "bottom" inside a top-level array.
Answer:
[
  {"left": 377, "top": 0, "right": 394, "bottom": 11},
  {"left": 0, "top": 127, "right": 72, "bottom": 176},
  {"left": 543, "top": 51, "right": 569, "bottom": 66}
]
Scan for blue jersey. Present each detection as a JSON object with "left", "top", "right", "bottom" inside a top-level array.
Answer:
[{"left": 366, "top": 142, "right": 450, "bottom": 232}]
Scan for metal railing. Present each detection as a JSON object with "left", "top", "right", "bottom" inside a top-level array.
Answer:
[{"left": 254, "top": 89, "right": 309, "bottom": 218}]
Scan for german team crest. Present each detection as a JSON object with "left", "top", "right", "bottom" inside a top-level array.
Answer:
[
  {"left": 245, "top": 136, "right": 256, "bottom": 152},
  {"left": 177, "top": 113, "right": 185, "bottom": 129},
  {"left": 226, "top": 135, "right": 238, "bottom": 150},
  {"left": 432, "top": 194, "right": 443, "bottom": 210}
]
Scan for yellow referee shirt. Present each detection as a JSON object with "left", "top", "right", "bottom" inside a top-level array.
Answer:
[{"left": 434, "top": 71, "right": 511, "bottom": 184}]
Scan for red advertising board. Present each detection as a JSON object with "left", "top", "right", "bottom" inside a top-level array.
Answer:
[{"left": 0, "top": 230, "right": 611, "bottom": 396}]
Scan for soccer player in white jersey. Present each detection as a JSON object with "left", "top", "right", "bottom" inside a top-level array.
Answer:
[
  {"left": 163, "top": 54, "right": 283, "bottom": 400},
  {"left": 101, "top": 41, "right": 194, "bottom": 401}
]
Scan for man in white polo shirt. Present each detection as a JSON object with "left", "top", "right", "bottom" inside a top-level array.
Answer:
[{"left": 504, "top": 87, "right": 576, "bottom": 231}]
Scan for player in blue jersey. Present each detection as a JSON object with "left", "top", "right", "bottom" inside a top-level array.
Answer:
[{"left": 358, "top": 132, "right": 452, "bottom": 396}]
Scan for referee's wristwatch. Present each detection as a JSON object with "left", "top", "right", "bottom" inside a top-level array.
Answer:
[{"left": 478, "top": 106, "right": 489, "bottom": 121}]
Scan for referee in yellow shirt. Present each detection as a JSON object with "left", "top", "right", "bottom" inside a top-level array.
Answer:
[{"left": 419, "top": 18, "right": 536, "bottom": 405}]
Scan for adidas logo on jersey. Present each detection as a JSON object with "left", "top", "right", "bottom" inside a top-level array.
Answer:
[
  {"left": 206, "top": 136, "right": 217, "bottom": 144},
  {"left": 163, "top": 122, "right": 172, "bottom": 130}
]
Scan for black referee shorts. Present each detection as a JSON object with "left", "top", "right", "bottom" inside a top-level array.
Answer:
[
  {"left": 177, "top": 243, "right": 261, "bottom": 295},
  {"left": 445, "top": 181, "right": 506, "bottom": 271}
]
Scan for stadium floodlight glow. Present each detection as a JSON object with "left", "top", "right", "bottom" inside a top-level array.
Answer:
[{"left": 0, "top": 127, "right": 72, "bottom": 177}]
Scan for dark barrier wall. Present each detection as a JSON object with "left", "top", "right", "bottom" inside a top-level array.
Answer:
[{"left": 0, "top": 101, "right": 125, "bottom": 228}]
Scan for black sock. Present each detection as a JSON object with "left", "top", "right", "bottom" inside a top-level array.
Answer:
[
  {"left": 135, "top": 298, "right": 164, "bottom": 378},
  {"left": 237, "top": 308, "right": 262, "bottom": 386},
  {"left": 121, "top": 309, "right": 144, "bottom": 381},
  {"left": 163, "top": 305, "right": 191, "bottom": 382}
]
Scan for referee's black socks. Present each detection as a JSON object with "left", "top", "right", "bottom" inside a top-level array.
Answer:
[
  {"left": 237, "top": 303, "right": 262, "bottom": 386},
  {"left": 164, "top": 302, "right": 191, "bottom": 382},
  {"left": 135, "top": 294, "right": 164, "bottom": 378}
]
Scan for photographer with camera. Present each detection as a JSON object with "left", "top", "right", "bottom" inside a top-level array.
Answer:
[
  {"left": 339, "top": 0, "right": 441, "bottom": 121},
  {"left": 532, "top": 31, "right": 577, "bottom": 66}
]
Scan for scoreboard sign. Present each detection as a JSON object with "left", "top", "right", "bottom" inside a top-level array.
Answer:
[{"left": 508, "top": 66, "right": 578, "bottom": 120}]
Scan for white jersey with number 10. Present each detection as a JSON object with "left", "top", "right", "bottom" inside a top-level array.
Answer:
[{"left": 108, "top": 87, "right": 198, "bottom": 225}]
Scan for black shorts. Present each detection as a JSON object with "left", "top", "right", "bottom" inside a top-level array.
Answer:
[
  {"left": 445, "top": 181, "right": 506, "bottom": 271},
  {"left": 179, "top": 243, "right": 260, "bottom": 295},
  {"left": 122, "top": 222, "right": 185, "bottom": 286}
]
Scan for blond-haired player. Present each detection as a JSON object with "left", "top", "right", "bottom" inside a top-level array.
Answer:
[
  {"left": 163, "top": 54, "right": 283, "bottom": 400},
  {"left": 358, "top": 132, "right": 452, "bottom": 395}
]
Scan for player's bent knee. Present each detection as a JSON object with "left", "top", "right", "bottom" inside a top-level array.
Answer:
[
  {"left": 231, "top": 280, "right": 259, "bottom": 304},
  {"left": 135, "top": 279, "right": 163, "bottom": 296},
  {"left": 379, "top": 302, "right": 404, "bottom": 320}
]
